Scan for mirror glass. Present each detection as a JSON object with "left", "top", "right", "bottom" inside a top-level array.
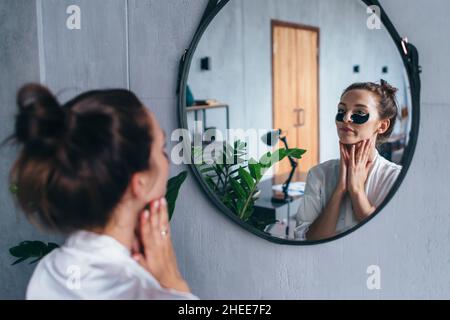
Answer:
[{"left": 184, "top": 0, "right": 413, "bottom": 242}]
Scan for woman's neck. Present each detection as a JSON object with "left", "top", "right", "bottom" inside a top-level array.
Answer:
[
  {"left": 344, "top": 144, "right": 378, "bottom": 163},
  {"left": 369, "top": 146, "right": 378, "bottom": 163},
  {"left": 89, "top": 204, "right": 139, "bottom": 252}
]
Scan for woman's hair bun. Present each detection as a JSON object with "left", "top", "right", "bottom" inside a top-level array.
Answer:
[
  {"left": 15, "top": 83, "right": 67, "bottom": 156},
  {"left": 380, "top": 79, "right": 398, "bottom": 97}
]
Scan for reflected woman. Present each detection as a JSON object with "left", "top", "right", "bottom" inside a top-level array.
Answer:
[{"left": 295, "top": 80, "right": 402, "bottom": 241}]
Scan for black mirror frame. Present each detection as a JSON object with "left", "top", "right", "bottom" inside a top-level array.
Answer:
[{"left": 176, "top": 0, "right": 421, "bottom": 245}]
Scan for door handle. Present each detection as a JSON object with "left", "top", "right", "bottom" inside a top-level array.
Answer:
[{"left": 294, "top": 108, "right": 305, "bottom": 127}]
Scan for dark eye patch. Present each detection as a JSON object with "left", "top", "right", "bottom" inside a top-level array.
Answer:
[
  {"left": 351, "top": 113, "right": 370, "bottom": 124},
  {"left": 336, "top": 112, "right": 345, "bottom": 122},
  {"left": 336, "top": 111, "right": 370, "bottom": 124}
]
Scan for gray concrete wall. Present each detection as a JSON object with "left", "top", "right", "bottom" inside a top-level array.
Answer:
[{"left": 1, "top": 0, "right": 450, "bottom": 299}]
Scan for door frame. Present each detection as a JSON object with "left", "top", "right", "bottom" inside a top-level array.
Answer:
[{"left": 271, "top": 19, "right": 321, "bottom": 170}]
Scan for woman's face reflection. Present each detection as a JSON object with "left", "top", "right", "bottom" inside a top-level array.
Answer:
[{"left": 335, "top": 89, "right": 384, "bottom": 145}]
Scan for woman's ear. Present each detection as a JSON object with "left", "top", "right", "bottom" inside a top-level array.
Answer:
[
  {"left": 130, "top": 171, "right": 152, "bottom": 200},
  {"left": 378, "top": 118, "right": 390, "bottom": 135}
]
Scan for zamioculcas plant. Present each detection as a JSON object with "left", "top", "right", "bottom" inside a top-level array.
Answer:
[
  {"left": 227, "top": 148, "right": 306, "bottom": 221},
  {"left": 9, "top": 171, "right": 188, "bottom": 265},
  {"left": 194, "top": 140, "right": 306, "bottom": 222},
  {"left": 194, "top": 140, "right": 248, "bottom": 199}
]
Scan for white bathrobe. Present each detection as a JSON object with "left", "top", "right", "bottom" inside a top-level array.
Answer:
[
  {"left": 295, "top": 149, "right": 402, "bottom": 240},
  {"left": 26, "top": 230, "right": 198, "bottom": 300}
]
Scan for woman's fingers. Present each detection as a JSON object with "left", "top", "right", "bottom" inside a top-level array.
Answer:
[
  {"left": 131, "top": 233, "right": 142, "bottom": 255},
  {"left": 132, "top": 252, "right": 148, "bottom": 269},
  {"left": 159, "top": 197, "right": 170, "bottom": 237},
  {"left": 355, "top": 139, "right": 374, "bottom": 165},
  {"left": 343, "top": 144, "right": 349, "bottom": 163},
  {"left": 345, "top": 145, "right": 350, "bottom": 163},
  {"left": 339, "top": 143, "right": 345, "bottom": 162},
  {"left": 357, "top": 141, "right": 366, "bottom": 163},
  {"left": 350, "top": 144, "right": 355, "bottom": 168},
  {"left": 361, "top": 139, "right": 369, "bottom": 163},
  {"left": 340, "top": 143, "right": 350, "bottom": 164},
  {"left": 158, "top": 198, "right": 178, "bottom": 272},
  {"left": 365, "top": 139, "right": 374, "bottom": 163},
  {"left": 139, "top": 208, "right": 153, "bottom": 256},
  {"left": 150, "top": 200, "right": 160, "bottom": 229},
  {"left": 138, "top": 198, "right": 168, "bottom": 253},
  {"left": 365, "top": 139, "right": 374, "bottom": 168},
  {"left": 150, "top": 200, "right": 165, "bottom": 247},
  {"left": 355, "top": 142, "right": 361, "bottom": 163}
]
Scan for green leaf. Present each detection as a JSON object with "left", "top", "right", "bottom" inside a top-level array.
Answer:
[
  {"left": 199, "top": 166, "right": 216, "bottom": 174},
  {"left": 9, "top": 241, "right": 32, "bottom": 258},
  {"left": 241, "top": 205, "right": 254, "bottom": 222},
  {"left": 9, "top": 240, "right": 47, "bottom": 258},
  {"left": 9, "top": 241, "right": 60, "bottom": 265},
  {"left": 238, "top": 167, "right": 255, "bottom": 191},
  {"left": 266, "top": 149, "right": 285, "bottom": 167},
  {"left": 165, "top": 171, "right": 188, "bottom": 221},
  {"left": 229, "top": 166, "right": 244, "bottom": 177},
  {"left": 257, "top": 148, "right": 307, "bottom": 176},
  {"left": 28, "top": 257, "right": 43, "bottom": 265},
  {"left": 258, "top": 151, "right": 273, "bottom": 168},
  {"left": 248, "top": 161, "right": 262, "bottom": 181},
  {"left": 236, "top": 198, "right": 245, "bottom": 215},
  {"left": 285, "top": 148, "right": 307, "bottom": 159},
  {"left": 229, "top": 176, "right": 248, "bottom": 200},
  {"left": 204, "top": 176, "right": 217, "bottom": 191},
  {"left": 28, "top": 241, "right": 47, "bottom": 257},
  {"left": 12, "top": 257, "right": 28, "bottom": 266}
]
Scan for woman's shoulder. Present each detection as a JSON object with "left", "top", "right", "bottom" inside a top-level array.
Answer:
[
  {"left": 375, "top": 154, "right": 403, "bottom": 183},
  {"left": 26, "top": 233, "right": 196, "bottom": 300},
  {"left": 377, "top": 154, "right": 403, "bottom": 173},
  {"left": 26, "top": 247, "right": 72, "bottom": 299},
  {"left": 26, "top": 237, "right": 137, "bottom": 299}
]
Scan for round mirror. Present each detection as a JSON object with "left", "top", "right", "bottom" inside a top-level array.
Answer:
[{"left": 177, "top": 0, "right": 421, "bottom": 244}]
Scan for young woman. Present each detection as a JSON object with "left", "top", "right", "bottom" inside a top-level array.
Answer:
[
  {"left": 5, "top": 83, "right": 197, "bottom": 299},
  {"left": 295, "top": 80, "right": 402, "bottom": 241}
]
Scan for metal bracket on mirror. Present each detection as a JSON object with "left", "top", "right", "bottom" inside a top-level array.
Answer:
[{"left": 361, "top": 0, "right": 421, "bottom": 98}]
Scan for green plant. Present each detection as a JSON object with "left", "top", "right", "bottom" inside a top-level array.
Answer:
[
  {"left": 8, "top": 171, "right": 188, "bottom": 265},
  {"left": 194, "top": 140, "right": 247, "bottom": 198},
  {"left": 195, "top": 140, "right": 306, "bottom": 221},
  {"left": 9, "top": 241, "right": 59, "bottom": 265},
  {"left": 165, "top": 171, "right": 188, "bottom": 220}
]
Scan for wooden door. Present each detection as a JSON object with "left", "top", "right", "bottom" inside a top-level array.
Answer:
[{"left": 272, "top": 21, "right": 319, "bottom": 180}]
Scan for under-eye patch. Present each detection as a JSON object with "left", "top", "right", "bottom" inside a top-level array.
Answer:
[{"left": 336, "top": 111, "right": 370, "bottom": 124}]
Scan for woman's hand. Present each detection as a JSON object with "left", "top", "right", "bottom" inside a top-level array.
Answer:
[
  {"left": 347, "top": 138, "right": 374, "bottom": 196},
  {"left": 306, "top": 143, "right": 348, "bottom": 240},
  {"left": 336, "top": 142, "right": 350, "bottom": 195},
  {"left": 132, "top": 197, "right": 191, "bottom": 293}
]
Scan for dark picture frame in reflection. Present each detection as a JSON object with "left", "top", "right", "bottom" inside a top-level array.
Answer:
[{"left": 177, "top": 0, "right": 421, "bottom": 245}]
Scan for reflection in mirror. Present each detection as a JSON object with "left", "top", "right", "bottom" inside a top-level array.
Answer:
[{"left": 185, "top": 0, "right": 412, "bottom": 241}]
